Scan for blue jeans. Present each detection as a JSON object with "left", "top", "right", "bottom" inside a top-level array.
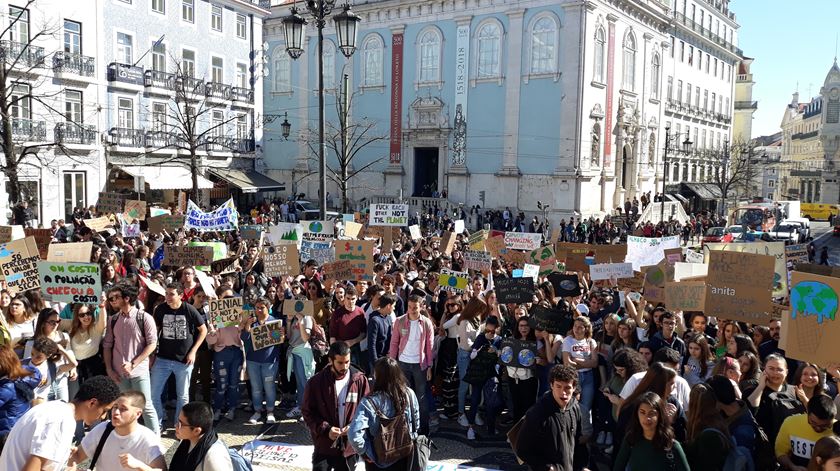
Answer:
[
  {"left": 291, "top": 352, "right": 310, "bottom": 407},
  {"left": 150, "top": 357, "right": 194, "bottom": 429},
  {"left": 456, "top": 349, "right": 471, "bottom": 414},
  {"left": 212, "top": 347, "right": 243, "bottom": 412},
  {"left": 398, "top": 361, "right": 429, "bottom": 435},
  {"left": 120, "top": 373, "right": 159, "bottom": 435},
  {"left": 247, "top": 360, "right": 278, "bottom": 412},
  {"left": 578, "top": 369, "right": 595, "bottom": 437}
]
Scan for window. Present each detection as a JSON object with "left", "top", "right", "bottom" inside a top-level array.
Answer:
[
  {"left": 273, "top": 51, "right": 291, "bottom": 92},
  {"left": 211, "top": 110, "right": 224, "bottom": 137},
  {"left": 211, "top": 56, "right": 223, "bottom": 83},
  {"left": 63, "top": 172, "right": 85, "bottom": 222},
  {"left": 237, "top": 114, "right": 248, "bottom": 138},
  {"left": 117, "top": 32, "right": 133, "bottom": 64},
  {"left": 151, "top": 41, "right": 165, "bottom": 71},
  {"left": 676, "top": 80, "right": 683, "bottom": 103},
  {"left": 152, "top": 102, "right": 166, "bottom": 131},
  {"left": 593, "top": 27, "right": 605, "bottom": 83},
  {"left": 236, "top": 63, "right": 247, "bottom": 88},
  {"left": 182, "top": 49, "right": 195, "bottom": 77},
  {"left": 667, "top": 76, "right": 673, "bottom": 100},
  {"left": 323, "top": 41, "right": 335, "bottom": 89},
  {"left": 11, "top": 84, "right": 30, "bottom": 119},
  {"left": 703, "top": 89, "right": 708, "bottom": 110},
  {"left": 530, "top": 16, "right": 557, "bottom": 75},
  {"left": 725, "top": 97, "right": 730, "bottom": 115},
  {"left": 672, "top": 161, "right": 679, "bottom": 181},
  {"left": 182, "top": 0, "right": 194, "bottom": 23},
  {"left": 768, "top": 193, "right": 774, "bottom": 200},
  {"left": 685, "top": 82, "right": 691, "bottom": 103},
  {"left": 211, "top": 5, "right": 222, "bottom": 32},
  {"left": 701, "top": 130, "right": 706, "bottom": 149},
  {"left": 688, "top": 46, "right": 694, "bottom": 66},
  {"left": 711, "top": 93, "right": 716, "bottom": 113},
  {"left": 622, "top": 32, "right": 636, "bottom": 91},
  {"left": 768, "top": 180, "right": 775, "bottom": 188},
  {"left": 9, "top": 6, "right": 29, "bottom": 44},
  {"left": 477, "top": 21, "right": 501, "bottom": 79},
  {"left": 64, "top": 20, "right": 81, "bottom": 54},
  {"left": 714, "top": 58, "right": 718, "bottom": 77},
  {"left": 705, "top": 53, "right": 710, "bottom": 73},
  {"left": 236, "top": 13, "right": 247, "bottom": 39},
  {"left": 418, "top": 28, "right": 441, "bottom": 83},
  {"left": 694, "top": 86, "right": 700, "bottom": 107},
  {"left": 118, "top": 98, "right": 133, "bottom": 128},
  {"left": 680, "top": 41, "right": 685, "bottom": 62},
  {"left": 362, "top": 35, "right": 383, "bottom": 87},
  {"left": 65, "top": 90, "right": 82, "bottom": 124},
  {"left": 651, "top": 54, "right": 660, "bottom": 99},
  {"left": 152, "top": 0, "right": 165, "bottom": 14}
]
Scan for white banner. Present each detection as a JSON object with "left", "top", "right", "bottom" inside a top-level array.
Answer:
[
  {"left": 301, "top": 220, "right": 335, "bottom": 243},
  {"left": 504, "top": 232, "right": 542, "bottom": 251},
  {"left": 674, "top": 262, "right": 708, "bottom": 281},
  {"left": 589, "top": 262, "right": 634, "bottom": 280},
  {"left": 267, "top": 222, "right": 303, "bottom": 247},
  {"left": 625, "top": 235, "right": 681, "bottom": 271},
  {"left": 369, "top": 204, "right": 409, "bottom": 226},
  {"left": 185, "top": 198, "right": 238, "bottom": 232}
]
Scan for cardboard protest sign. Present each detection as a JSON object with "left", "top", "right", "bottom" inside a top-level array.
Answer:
[
  {"left": 0, "top": 237, "right": 41, "bottom": 293},
  {"left": 408, "top": 225, "right": 422, "bottom": 240},
  {"left": 210, "top": 297, "right": 244, "bottom": 329},
  {"left": 548, "top": 273, "right": 582, "bottom": 297},
  {"left": 641, "top": 264, "right": 670, "bottom": 304},
  {"left": 550, "top": 227, "right": 561, "bottom": 244},
  {"left": 705, "top": 251, "right": 774, "bottom": 324},
  {"left": 589, "top": 263, "right": 633, "bottom": 281},
  {"left": 193, "top": 270, "right": 217, "bottom": 298},
  {"left": 498, "top": 338, "right": 539, "bottom": 369},
  {"left": 555, "top": 242, "right": 592, "bottom": 272},
  {"left": 0, "top": 225, "right": 19, "bottom": 243},
  {"left": 705, "top": 242, "right": 787, "bottom": 298},
  {"left": 504, "top": 232, "right": 542, "bottom": 251},
  {"left": 369, "top": 204, "right": 409, "bottom": 226},
  {"left": 210, "top": 256, "right": 240, "bottom": 275},
  {"left": 500, "top": 249, "right": 527, "bottom": 266},
  {"left": 484, "top": 236, "right": 505, "bottom": 257},
  {"left": 664, "top": 281, "right": 706, "bottom": 312},
  {"left": 185, "top": 198, "right": 238, "bottom": 232},
  {"left": 530, "top": 305, "right": 574, "bottom": 335},
  {"left": 164, "top": 245, "right": 215, "bottom": 267},
  {"left": 528, "top": 246, "right": 558, "bottom": 276},
  {"left": 441, "top": 231, "right": 457, "bottom": 256},
  {"left": 454, "top": 220, "right": 465, "bottom": 234},
  {"left": 252, "top": 321, "right": 284, "bottom": 350},
  {"left": 147, "top": 214, "right": 185, "bottom": 235},
  {"left": 267, "top": 223, "right": 303, "bottom": 247},
  {"left": 124, "top": 200, "right": 147, "bottom": 221},
  {"left": 617, "top": 271, "right": 645, "bottom": 292},
  {"left": 684, "top": 249, "right": 705, "bottom": 264},
  {"left": 240, "top": 225, "right": 264, "bottom": 240},
  {"left": 83, "top": 217, "right": 111, "bottom": 232},
  {"left": 283, "top": 299, "right": 314, "bottom": 317},
  {"left": 334, "top": 240, "right": 374, "bottom": 280},
  {"left": 47, "top": 242, "right": 93, "bottom": 263},
  {"left": 97, "top": 192, "right": 126, "bottom": 214},
  {"left": 439, "top": 270, "right": 469, "bottom": 293},
  {"left": 522, "top": 264, "right": 540, "bottom": 282},
  {"left": 121, "top": 219, "right": 141, "bottom": 238},
  {"left": 778, "top": 271, "right": 839, "bottom": 366},
  {"left": 139, "top": 274, "right": 166, "bottom": 296},
  {"left": 785, "top": 244, "right": 810, "bottom": 269},
  {"left": 322, "top": 259, "right": 353, "bottom": 280},
  {"left": 594, "top": 244, "right": 628, "bottom": 264},
  {"left": 342, "top": 221, "right": 363, "bottom": 239},
  {"left": 495, "top": 277, "right": 535, "bottom": 304},
  {"left": 462, "top": 251, "right": 492, "bottom": 272},
  {"left": 263, "top": 244, "right": 299, "bottom": 278},
  {"left": 771, "top": 302, "right": 788, "bottom": 321},
  {"left": 625, "top": 236, "right": 681, "bottom": 271},
  {"left": 795, "top": 264, "right": 840, "bottom": 278},
  {"left": 37, "top": 261, "right": 101, "bottom": 303},
  {"left": 663, "top": 248, "right": 683, "bottom": 266},
  {"left": 301, "top": 220, "right": 335, "bottom": 244},
  {"left": 188, "top": 241, "right": 228, "bottom": 272},
  {"left": 24, "top": 228, "right": 52, "bottom": 259}
]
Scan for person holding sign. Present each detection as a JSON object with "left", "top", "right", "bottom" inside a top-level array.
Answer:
[
  {"left": 508, "top": 317, "right": 543, "bottom": 422},
  {"left": 287, "top": 298, "right": 316, "bottom": 419},
  {"left": 240, "top": 297, "right": 281, "bottom": 425},
  {"left": 205, "top": 288, "right": 244, "bottom": 423}
]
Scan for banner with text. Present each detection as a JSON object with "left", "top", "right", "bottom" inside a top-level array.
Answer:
[{"left": 185, "top": 198, "right": 238, "bottom": 232}]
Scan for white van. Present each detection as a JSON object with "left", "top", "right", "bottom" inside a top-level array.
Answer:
[{"left": 782, "top": 217, "right": 810, "bottom": 240}]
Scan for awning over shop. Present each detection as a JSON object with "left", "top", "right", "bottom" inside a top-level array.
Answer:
[
  {"left": 208, "top": 168, "right": 285, "bottom": 193},
  {"left": 118, "top": 165, "right": 213, "bottom": 190},
  {"left": 672, "top": 193, "right": 689, "bottom": 204},
  {"left": 681, "top": 182, "right": 722, "bottom": 201}
]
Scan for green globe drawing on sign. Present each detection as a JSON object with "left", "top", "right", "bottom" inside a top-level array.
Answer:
[
  {"left": 791, "top": 281, "right": 838, "bottom": 325},
  {"left": 309, "top": 221, "right": 323, "bottom": 233}
]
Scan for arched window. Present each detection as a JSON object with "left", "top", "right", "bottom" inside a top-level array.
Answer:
[
  {"left": 323, "top": 40, "right": 336, "bottom": 89},
  {"left": 622, "top": 31, "right": 636, "bottom": 91},
  {"left": 651, "top": 53, "right": 661, "bottom": 99},
  {"left": 477, "top": 21, "right": 501, "bottom": 79},
  {"left": 272, "top": 49, "right": 291, "bottom": 93},
  {"left": 418, "top": 28, "right": 441, "bottom": 83},
  {"left": 530, "top": 15, "right": 557, "bottom": 74},
  {"left": 593, "top": 27, "right": 605, "bottom": 82},
  {"left": 361, "top": 35, "right": 383, "bottom": 87}
]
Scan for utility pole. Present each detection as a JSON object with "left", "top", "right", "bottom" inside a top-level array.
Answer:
[{"left": 340, "top": 73, "right": 350, "bottom": 212}]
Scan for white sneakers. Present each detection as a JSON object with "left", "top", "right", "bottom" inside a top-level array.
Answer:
[
  {"left": 474, "top": 414, "right": 484, "bottom": 426},
  {"left": 467, "top": 427, "right": 476, "bottom": 440},
  {"left": 266, "top": 412, "right": 277, "bottom": 424},
  {"left": 248, "top": 412, "right": 262, "bottom": 425},
  {"left": 457, "top": 414, "right": 470, "bottom": 427}
]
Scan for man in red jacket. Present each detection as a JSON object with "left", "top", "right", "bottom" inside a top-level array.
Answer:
[{"left": 302, "top": 342, "right": 370, "bottom": 471}]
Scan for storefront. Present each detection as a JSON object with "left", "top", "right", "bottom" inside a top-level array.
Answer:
[
  {"left": 110, "top": 165, "right": 214, "bottom": 206},
  {"left": 207, "top": 168, "right": 285, "bottom": 209}
]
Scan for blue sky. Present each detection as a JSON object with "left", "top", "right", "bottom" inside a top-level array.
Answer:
[{"left": 737, "top": 0, "right": 840, "bottom": 138}]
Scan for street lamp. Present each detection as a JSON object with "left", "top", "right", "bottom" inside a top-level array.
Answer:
[
  {"left": 283, "top": 1, "right": 360, "bottom": 220},
  {"left": 537, "top": 201, "right": 549, "bottom": 239},
  {"left": 280, "top": 112, "right": 291, "bottom": 140},
  {"left": 660, "top": 127, "right": 692, "bottom": 224}
]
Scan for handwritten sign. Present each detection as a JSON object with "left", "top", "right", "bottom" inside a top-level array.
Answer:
[
  {"left": 124, "top": 200, "right": 147, "bottom": 221},
  {"left": 625, "top": 236, "right": 681, "bottom": 271},
  {"left": 684, "top": 249, "right": 705, "bottom": 264},
  {"left": 495, "top": 277, "right": 535, "bottom": 304},
  {"left": 334, "top": 240, "right": 374, "bottom": 281},
  {"left": 708, "top": 250, "right": 774, "bottom": 289},
  {"left": 1, "top": 251, "right": 40, "bottom": 293},
  {"left": 38, "top": 261, "right": 101, "bottom": 303},
  {"left": 283, "top": 299, "right": 314, "bottom": 317},
  {"left": 439, "top": 271, "right": 469, "bottom": 293},
  {"left": 342, "top": 221, "right": 363, "bottom": 239},
  {"left": 664, "top": 281, "right": 706, "bottom": 311},
  {"left": 97, "top": 192, "right": 126, "bottom": 214},
  {"left": 263, "top": 244, "right": 299, "bottom": 278},
  {"left": 528, "top": 246, "right": 558, "bottom": 276},
  {"left": 47, "top": 242, "right": 93, "bottom": 263},
  {"left": 210, "top": 297, "right": 244, "bottom": 328},
  {"left": 408, "top": 225, "right": 422, "bottom": 240},
  {"left": 148, "top": 214, "right": 185, "bottom": 234},
  {"left": 185, "top": 198, "right": 238, "bottom": 232},
  {"left": 530, "top": 305, "right": 574, "bottom": 335},
  {"left": 301, "top": 220, "right": 335, "bottom": 244},
  {"left": 673, "top": 262, "right": 708, "bottom": 281},
  {"left": 705, "top": 250, "right": 773, "bottom": 323},
  {"left": 441, "top": 231, "right": 457, "bottom": 256},
  {"left": 369, "top": 203, "right": 409, "bottom": 226},
  {"left": 785, "top": 243, "right": 810, "bottom": 268},
  {"left": 83, "top": 217, "right": 111, "bottom": 232},
  {"left": 498, "top": 338, "right": 538, "bottom": 369},
  {"left": 589, "top": 262, "right": 633, "bottom": 281},
  {"left": 462, "top": 251, "right": 492, "bottom": 272},
  {"left": 779, "top": 271, "right": 840, "bottom": 366},
  {"left": 267, "top": 222, "right": 303, "bottom": 247},
  {"left": 252, "top": 321, "right": 284, "bottom": 350},
  {"left": 705, "top": 242, "right": 787, "bottom": 298},
  {"left": 24, "top": 228, "right": 52, "bottom": 259},
  {"left": 322, "top": 259, "right": 353, "bottom": 280},
  {"left": 164, "top": 245, "right": 214, "bottom": 267},
  {"left": 504, "top": 232, "right": 542, "bottom": 251}
]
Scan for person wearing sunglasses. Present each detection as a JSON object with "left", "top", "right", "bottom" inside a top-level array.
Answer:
[
  {"left": 68, "top": 300, "right": 108, "bottom": 395},
  {"left": 23, "top": 309, "right": 78, "bottom": 402}
]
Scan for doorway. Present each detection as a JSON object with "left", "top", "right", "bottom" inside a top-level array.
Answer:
[{"left": 413, "top": 147, "right": 439, "bottom": 197}]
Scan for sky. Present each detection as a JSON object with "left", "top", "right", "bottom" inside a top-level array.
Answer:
[{"left": 737, "top": 0, "right": 840, "bottom": 138}]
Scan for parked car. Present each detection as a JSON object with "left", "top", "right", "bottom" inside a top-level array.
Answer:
[
  {"left": 292, "top": 200, "right": 340, "bottom": 221},
  {"left": 767, "top": 223, "right": 802, "bottom": 244},
  {"left": 702, "top": 227, "right": 725, "bottom": 245},
  {"left": 726, "top": 225, "right": 745, "bottom": 241},
  {"left": 781, "top": 218, "right": 810, "bottom": 240}
]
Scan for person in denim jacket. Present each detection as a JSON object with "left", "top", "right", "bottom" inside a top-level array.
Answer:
[{"left": 348, "top": 357, "right": 420, "bottom": 470}]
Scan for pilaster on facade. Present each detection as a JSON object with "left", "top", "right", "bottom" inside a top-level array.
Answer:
[{"left": 501, "top": 8, "right": 525, "bottom": 176}]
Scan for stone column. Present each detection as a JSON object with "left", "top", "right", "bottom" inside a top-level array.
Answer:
[
  {"left": 499, "top": 9, "right": 524, "bottom": 175},
  {"left": 448, "top": 16, "right": 471, "bottom": 205}
]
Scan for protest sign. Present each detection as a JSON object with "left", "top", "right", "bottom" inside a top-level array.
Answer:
[
  {"left": 139, "top": 274, "right": 166, "bottom": 296},
  {"left": 188, "top": 241, "right": 228, "bottom": 271},
  {"left": 625, "top": 236, "right": 681, "bottom": 271},
  {"left": 334, "top": 240, "right": 374, "bottom": 281},
  {"left": 263, "top": 244, "right": 299, "bottom": 278},
  {"left": 252, "top": 321, "right": 284, "bottom": 350},
  {"left": 617, "top": 271, "right": 645, "bottom": 292},
  {"left": 147, "top": 214, "right": 185, "bottom": 235},
  {"left": 164, "top": 245, "right": 214, "bottom": 267},
  {"left": 705, "top": 242, "right": 787, "bottom": 298},
  {"left": 83, "top": 217, "right": 111, "bottom": 232},
  {"left": 500, "top": 248, "right": 527, "bottom": 266},
  {"left": 267, "top": 222, "right": 303, "bottom": 247},
  {"left": 589, "top": 262, "right": 633, "bottom": 281},
  {"left": 301, "top": 220, "right": 335, "bottom": 244},
  {"left": 369, "top": 203, "right": 409, "bottom": 226},
  {"left": 121, "top": 220, "right": 141, "bottom": 238},
  {"left": 498, "top": 338, "right": 539, "bottom": 369},
  {"left": 684, "top": 249, "right": 705, "bottom": 264},
  {"left": 408, "top": 225, "right": 422, "bottom": 240},
  {"left": 674, "top": 262, "right": 708, "bottom": 281},
  {"left": 193, "top": 270, "right": 217, "bottom": 298},
  {"left": 796, "top": 264, "right": 840, "bottom": 278},
  {"left": 522, "top": 264, "right": 540, "bottom": 282},
  {"left": 210, "top": 297, "right": 244, "bottom": 329},
  {"left": 97, "top": 192, "right": 126, "bottom": 214},
  {"left": 283, "top": 299, "right": 315, "bottom": 317},
  {"left": 462, "top": 251, "right": 492, "bottom": 272},
  {"left": 555, "top": 242, "right": 592, "bottom": 272},
  {"left": 778, "top": 271, "right": 839, "bottom": 366},
  {"left": 708, "top": 250, "right": 774, "bottom": 289},
  {"left": 550, "top": 227, "right": 561, "bottom": 244},
  {"left": 785, "top": 244, "right": 810, "bottom": 269},
  {"left": 0, "top": 237, "right": 41, "bottom": 293},
  {"left": 548, "top": 273, "right": 582, "bottom": 297},
  {"left": 47, "top": 242, "right": 93, "bottom": 263},
  {"left": 37, "top": 261, "right": 101, "bottom": 304},
  {"left": 301, "top": 241, "right": 333, "bottom": 265},
  {"left": 210, "top": 256, "right": 240, "bottom": 275},
  {"left": 484, "top": 236, "right": 505, "bottom": 257},
  {"left": 439, "top": 231, "right": 456, "bottom": 256},
  {"left": 0, "top": 226, "right": 16, "bottom": 243},
  {"left": 641, "top": 264, "right": 670, "bottom": 304},
  {"left": 594, "top": 244, "right": 628, "bottom": 264},
  {"left": 240, "top": 225, "right": 264, "bottom": 240},
  {"left": 149, "top": 207, "right": 170, "bottom": 217},
  {"left": 530, "top": 305, "right": 574, "bottom": 335},
  {"left": 342, "top": 221, "right": 363, "bottom": 239},
  {"left": 124, "top": 200, "right": 147, "bottom": 221},
  {"left": 528, "top": 246, "right": 558, "bottom": 276},
  {"left": 322, "top": 259, "right": 353, "bottom": 280},
  {"left": 663, "top": 248, "right": 683, "bottom": 266},
  {"left": 705, "top": 251, "right": 773, "bottom": 324},
  {"left": 664, "top": 281, "right": 706, "bottom": 312},
  {"left": 454, "top": 220, "right": 465, "bottom": 234},
  {"left": 495, "top": 277, "right": 535, "bottom": 304},
  {"left": 467, "top": 230, "right": 487, "bottom": 251},
  {"left": 439, "top": 271, "right": 469, "bottom": 293},
  {"left": 771, "top": 302, "right": 788, "bottom": 321},
  {"left": 185, "top": 198, "right": 238, "bottom": 232},
  {"left": 25, "top": 228, "right": 52, "bottom": 259},
  {"left": 504, "top": 232, "right": 542, "bottom": 251}
]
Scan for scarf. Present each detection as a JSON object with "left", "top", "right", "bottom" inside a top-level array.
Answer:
[{"left": 170, "top": 429, "right": 219, "bottom": 471}]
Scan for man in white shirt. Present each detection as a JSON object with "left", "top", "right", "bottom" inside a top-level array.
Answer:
[
  {"left": 619, "top": 347, "right": 690, "bottom": 411},
  {"left": 0, "top": 376, "right": 121, "bottom": 471},
  {"left": 70, "top": 390, "right": 167, "bottom": 471}
]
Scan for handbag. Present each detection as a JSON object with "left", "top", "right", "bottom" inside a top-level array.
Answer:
[
  {"left": 506, "top": 416, "right": 527, "bottom": 465},
  {"left": 463, "top": 349, "right": 497, "bottom": 386},
  {"left": 482, "top": 377, "right": 504, "bottom": 411}
]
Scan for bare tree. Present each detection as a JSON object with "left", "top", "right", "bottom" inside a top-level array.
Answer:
[
  {"left": 0, "top": 1, "right": 97, "bottom": 212},
  {"left": 708, "top": 138, "right": 760, "bottom": 216}
]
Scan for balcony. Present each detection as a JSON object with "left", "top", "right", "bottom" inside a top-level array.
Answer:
[
  {"left": 175, "top": 76, "right": 204, "bottom": 97},
  {"left": 52, "top": 51, "right": 95, "bottom": 80},
  {"left": 231, "top": 86, "right": 254, "bottom": 106},
  {"left": 0, "top": 41, "right": 45, "bottom": 70},
  {"left": 12, "top": 118, "right": 46, "bottom": 141},
  {"left": 107, "top": 62, "right": 145, "bottom": 92},
  {"left": 54, "top": 123, "right": 97, "bottom": 145},
  {"left": 205, "top": 82, "right": 232, "bottom": 103},
  {"left": 228, "top": 137, "right": 255, "bottom": 153},
  {"left": 108, "top": 127, "right": 145, "bottom": 148},
  {"left": 144, "top": 70, "right": 176, "bottom": 95},
  {"left": 734, "top": 100, "right": 758, "bottom": 110},
  {"left": 673, "top": 12, "right": 743, "bottom": 56}
]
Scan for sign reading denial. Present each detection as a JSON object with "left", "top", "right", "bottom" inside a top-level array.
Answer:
[{"left": 210, "top": 297, "right": 244, "bottom": 329}]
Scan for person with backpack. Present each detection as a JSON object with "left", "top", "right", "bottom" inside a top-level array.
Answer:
[
  {"left": 745, "top": 354, "right": 805, "bottom": 446},
  {"left": 348, "top": 356, "right": 420, "bottom": 470},
  {"left": 684, "top": 383, "right": 750, "bottom": 470},
  {"left": 302, "top": 342, "right": 370, "bottom": 471},
  {"left": 707, "top": 375, "right": 765, "bottom": 465},
  {"left": 775, "top": 394, "right": 837, "bottom": 471}
]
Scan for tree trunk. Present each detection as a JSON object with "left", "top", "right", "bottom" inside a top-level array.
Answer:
[
  {"left": 190, "top": 148, "right": 199, "bottom": 205},
  {"left": 341, "top": 165, "right": 348, "bottom": 213}
]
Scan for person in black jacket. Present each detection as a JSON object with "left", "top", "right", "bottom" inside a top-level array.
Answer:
[
  {"left": 516, "top": 364, "right": 589, "bottom": 471},
  {"left": 366, "top": 294, "right": 394, "bottom": 374}
]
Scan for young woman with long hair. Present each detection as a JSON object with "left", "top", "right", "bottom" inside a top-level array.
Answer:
[
  {"left": 0, "top": 345, "right": 38, "bottom": 450},
  {"left": 616, "top": 362, "right": 681, "bottom": 448},
  {"left": 809, "top": 436, "right": 840, "bottom": 471},
  {"left": 438, "top": 294, "right": 464, "bottom": 420},
  {"left": 611, "top": 317, "right": 639, "bottom": 352},
  {"left": 5, "top": 295, "right": 36, "bottom": 358},
  {"left": 715, "top": 320, "right": 741, "bottom": 358},
  {"left": 683, "top": 333, "right": 714, "bottom": 387},
  {"left": 68, "top": 302, "right": 107, "bottom": 388},
  {"left": 727, "top": 333, "right": 758, "bottom": 358},
  {"left": 613, "top": 392, "right": 689, "bottom": 471},
  {"left": 507, "top": 316, "right": 541, "bottom": 421},
  {"left": 562, "top": 316, "right": 598, "bottom": 441},
  {"left": 454, "top": 296, "right": 483, "bottom": 425},
  {"left": 793, "top": 362, "right": 826, "bottom": 409},
  {"left": 349, "top": 356, "right": 420, "bottom": 470},
  {"left": 683, "top": 383, "right": 732, "bottom": 470},
  {"left": 737, "top": 351, "right": 761, "bottom": 392}
]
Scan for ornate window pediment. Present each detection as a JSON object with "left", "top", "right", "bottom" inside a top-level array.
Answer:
[{"left": 408, "top": 96, "right": 449, "bottom": 129}]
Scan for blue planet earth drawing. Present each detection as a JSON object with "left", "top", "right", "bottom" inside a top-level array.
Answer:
[
  {"left": 500, "top": 346, "right": 514, "bottom": 364},
  {"left": 309, "top": 221, "right": 323, "bottom": 233},
  {"left": 294, "top": 300, "right": 305, "bottom": 312},
  {"left": 791, "top": 281, "right": 838, "bottom": 324},
  {"left": 518, "top": 349, "right": 536, "bottom": 367}
]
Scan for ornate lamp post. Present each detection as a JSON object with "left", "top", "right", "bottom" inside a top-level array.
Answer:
[{"left": 661, "top": 127, "right": 692, "bottom": 223}]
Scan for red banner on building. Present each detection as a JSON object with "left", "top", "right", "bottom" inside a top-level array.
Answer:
[
  {"left": 604, "top": 22, "right": 615, "bottom": 168},
  {"left": 389, "top": 33, "right": 404, "bottom": 164}
]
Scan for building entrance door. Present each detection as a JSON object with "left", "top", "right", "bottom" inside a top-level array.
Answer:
[{"left": 413, "top": 147, "right": 439, "bottom": 197}]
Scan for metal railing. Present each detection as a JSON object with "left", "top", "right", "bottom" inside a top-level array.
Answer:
[
  {"left": 734, "top": 100, "right": 758, "bottom": 110},
  {"left": 144, "top": 129, "right": 181, "bottom": 149},
  {"left": 673, "top": 12, "right": 743, "bottom": 56},
  {"left": 108, "top": 127, "right": 145, "bottom": 147},
  {"left": 231, "top": 86, "right": 254, "bottom": 103},
  {"left": 205, "top": 82, "right": 232, "bottom": 100},
  {"left": 55, "top": 123, "right": 97, "bottom": 144},
  {"left": 176, "top": 76, "right": 204, "bottom": 95},
  {"left": 144, "top": 70, "right": 176, "bottom": 90},
  {"left": 52, "top": 51, "right": 95, "bottom": 77},
  {"left": 0, "top": 40, "right": 45, "bottom": 68},
  {"left": 12, "top": 117, "right": 46, "bottom": 141}
]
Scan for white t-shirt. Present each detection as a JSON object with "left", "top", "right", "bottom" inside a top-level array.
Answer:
[
  {"left": 619, "top": 370, "right": 691, "bottom": 411},
  {"left": 31, "top": 360, "right": 51, "bottom": 399},
  {"left": 196, "top": 439, "right": 233, "bottom": 471},
  {"left": 335, "top": 373, "right": 351, "bottom": 428},
  {"left": 399, "top": 320, "right": 422, "bottom": 364},
  {"left": 81, "top": 421, "right": 165, "bottom": 470},
  {"left": 561, "top": 336, "right": 596, "bottom": 373},
  {"left": 0, "top": 400, "right": 76, "bottom": 471}
]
